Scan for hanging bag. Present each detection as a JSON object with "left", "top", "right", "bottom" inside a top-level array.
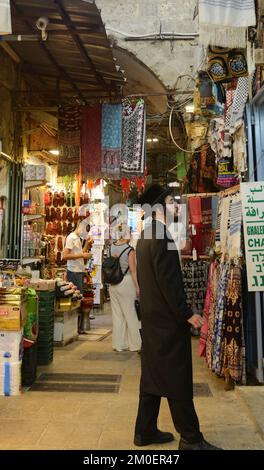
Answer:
[{"left": 102, "top": 245, "right": 133, "bottom": 285}]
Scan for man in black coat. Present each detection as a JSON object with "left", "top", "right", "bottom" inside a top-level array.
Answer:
[{"left": 134, "top": 184, "right": 220, "bottom": 450}]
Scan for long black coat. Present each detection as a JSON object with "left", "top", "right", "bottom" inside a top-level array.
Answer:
[{"left": 136, "top": 220, "right": 193, "bottom": 400}]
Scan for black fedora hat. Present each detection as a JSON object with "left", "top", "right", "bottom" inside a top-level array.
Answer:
[{"left": 138, "top": 184, "right": 172, "bottom": 207}]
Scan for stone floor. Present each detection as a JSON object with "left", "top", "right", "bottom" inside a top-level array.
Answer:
[{"left": 0, "top": 304, "right": 264, "bottom": 450}]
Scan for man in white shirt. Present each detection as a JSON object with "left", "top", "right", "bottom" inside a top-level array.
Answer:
[{"left": 63, "top": 220, "right": 92, "bottom": 293}]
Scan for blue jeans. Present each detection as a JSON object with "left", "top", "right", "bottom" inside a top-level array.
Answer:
[{"left": 67, "top": 270, "right": 83, "bottom": 294}]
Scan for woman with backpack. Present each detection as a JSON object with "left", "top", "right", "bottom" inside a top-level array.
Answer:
[{"left": 109, "top": 223, "right": 142, "bottom": 352}]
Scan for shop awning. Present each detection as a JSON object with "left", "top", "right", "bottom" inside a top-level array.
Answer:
[{"left": 2, "top": 0, "right": 125, "bottom": 104}]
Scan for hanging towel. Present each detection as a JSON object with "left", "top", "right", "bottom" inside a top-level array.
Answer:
[
  {"left": 0, "top": 1, "right": 12, "bottom": 35},
  {"left": 121, "top": 101, "right": 146, "bottom": 176},
  {"left": 201, "top": 197, "right": 212, "bottom": 229},
  {"left": 188, "top": 197, "right": 202, "bottom": 225},
  {"left": 199, "top": 0, "right": 256, "bottom": 48},
  {"left": 81, "top": 105, "right": 102, "bottom": 179},
  {"left": 211, "top": 196, "right": 218, "bottom": 229},
  {"left": 58, "top": 106, "right": 81, "bottom": 177},
  {"left": 101, "top": 104, "right": 122, "bottom": 180}
]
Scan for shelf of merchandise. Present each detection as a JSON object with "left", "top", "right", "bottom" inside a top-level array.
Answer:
[
  {"left": 24, "top": 180, "right": 47, "bottom": 189},
  {"left": 22, "top": 257, "right": 44, "bottom": 265},
  {"left": 23, "top": 214, "right": 45, "bottom": 222}
]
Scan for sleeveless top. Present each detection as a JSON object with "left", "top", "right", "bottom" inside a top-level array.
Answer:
[{"left": 110, "top": 243, "right": 133, "bottom": 275}]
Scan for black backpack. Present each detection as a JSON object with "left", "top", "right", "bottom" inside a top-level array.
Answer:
[{"left": 102, "top": 245, "right": 133, "bottom": 285}]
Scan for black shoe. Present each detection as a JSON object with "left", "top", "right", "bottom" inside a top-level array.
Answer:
[
  {"left": 134, "top": 430, "right": 174, "bottom": 447},
  {"left": 178, "top": 438, "right": 222, "bottom": 450}
]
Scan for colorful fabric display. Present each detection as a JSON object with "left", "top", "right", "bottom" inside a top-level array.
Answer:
[
  {"left": 101, "top": 104, "right": 122, "bottom": 179},
  {"left": 219, "top": 265, "right": 246, "bottom": 383},
  {"left": 121, "top": 101, "right": 146, "bottom": 175},
  {"left": 81, "top": 105, "right": 102, "bottom": 178},
  {"left": 188, "top": 197, "right": 202, "bottom": 225},
  {"left": 199, "top": 0, "right": 256, "bottom": 49},
  {"left": 58, "top": 107, "right": 81, "bottom": 177}
]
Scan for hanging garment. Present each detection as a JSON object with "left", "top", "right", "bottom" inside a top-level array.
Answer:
[
  {"left": 220, "top": 195, "right": 231, "bottom": 258},
  {"left": 188, "top": 197, "right": 202, "bottom": 225},
  {"left": 200, "top": 261, "right": 215, "bottom": 357},
  {"left": 201, "top": 197, "right": 212, "bottom": 229},
  {"left": 229, "top": 77, "right": 250, "bottom": 134},
  {"left": 206, "top": 261, "right": 220, "bottom": 369},
  {"left": 219, "top": 265, "right": 246, "bottom": 383},
  {"left": 198, "top": 0, "right": 256, "bottom": 48},
  {"left": 228, "top": 192, "right": 242, "bottom": 259},
  {"left": 0, "top": 0, "right": 12, "bottom": 34},
  {"left": 121, "top": 101, "right": 146, "bottom": 176},
  {"left": 81, "top": 105, "right": 102, "bottom": 178},
  {"left": 233, "top": 123, "right": 247, "bottom": 173},
  {"left": 212, "top": 262, "right": 229, "bottom": 374},
  {"left": 101, "top": 104, "right": 122, "bottom": 179},
  {"left": 211, "top": 196, "right": 218, "bottom": 230},
  {"left": 58, "top": 107, "right": 81, "bottom": 177}
]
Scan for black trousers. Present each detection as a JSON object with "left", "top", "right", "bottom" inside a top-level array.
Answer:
[{"left": 135, "top": 392, "right": 203, "bottom": 444}]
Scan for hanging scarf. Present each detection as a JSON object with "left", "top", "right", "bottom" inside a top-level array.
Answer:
[
  {"left": 219, "top": 265, "right": 246, "bottom": 383},
  {"left": 199, "top": 0, "right": 256, "bottom": 48},
  {"left": 228, "top": 192, "right": 242, "bottom": 259},
  {"left": 81, "top": 105, "right": 102, "bottom": 178},
  {"left": 121, "top": 100, "right": 146, "bottom": 176},
  {"left": 58, "top": 106, "right": 81, "bottom": 177},
  {"left": 101, "top": 104, "right": 122, "bottom": 180},
  {"left": 188, "top": 197, "right": 202, "bottom": 225},
  {"left": 211, "top": 196, "right": 218, "bottom": 230},
  {"left": 201, "top": 197, "right": 212, "bottom": 229},
  {"left": 212, "top": 262, "right": 229, "bottom": 374}
]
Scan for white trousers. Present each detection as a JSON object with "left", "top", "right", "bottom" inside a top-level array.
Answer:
[{"left": 109, "top": 273, "right": 141, "bottom": 351}]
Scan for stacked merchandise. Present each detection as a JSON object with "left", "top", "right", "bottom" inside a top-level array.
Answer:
[
  {"left": 182, "top": 260, "right": 209, "bottom": 314},
  {"left": 54, "top": 280, "right": 82, "bottom": 345},
  {"left": 199, "top": 186, "right": 246, "bottom": 387},
  {"left": 22, "top": 289, "right": 39, "bottom": 386},
  {"left": 44, "top": 189, "right": 80, "bottom": 266},
  {"left": 37, "top": 290, "right": 55, "bottom": 365},
  {"left": 0, "top": 286, "right": 27, "bottom": 395}
]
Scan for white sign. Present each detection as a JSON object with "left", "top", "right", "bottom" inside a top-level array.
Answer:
[{"left": 241, "top": 182, "right": 264, "bottom": 291}]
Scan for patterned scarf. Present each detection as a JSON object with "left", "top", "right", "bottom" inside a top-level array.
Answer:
[
  {"left": 81, "top": 105, "right": 102, "bottom": 179},
  {"left": 101, "top": 104, "right": 122, "bottom": 180},
  {"left": 58, "top": 106, "right": 81, "bottom": 177},
  {"left": 121, "top": 101, "right": 146, "bottom": 175}
]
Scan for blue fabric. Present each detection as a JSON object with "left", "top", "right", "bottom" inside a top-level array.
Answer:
[
  {"left": 211, "top": 196, "right": 218, "bottom": 229},
  {"left": 102, "top": 104, "right": 122, "bottom": 149},
  {"left": 4, "top": 362, "right": 11, "bottom": 396},
  {"left": 67, "top": 270, "right": 83, "bottom": 294}
]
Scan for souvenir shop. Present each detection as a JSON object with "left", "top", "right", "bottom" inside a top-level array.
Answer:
[{"left": 174, "top": 3, "right": 264, "bottom": 388}]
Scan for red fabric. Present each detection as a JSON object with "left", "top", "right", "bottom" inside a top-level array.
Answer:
[
  {"left": 81, "top": 105, "right": 102, "bottom": 178},
  {"left": 188, "top": 197, "right": 202, "bottom": 225}
]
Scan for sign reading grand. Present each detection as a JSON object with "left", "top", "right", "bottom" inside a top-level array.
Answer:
[{"left": 241, "top": 182, "right": 264, "bottom": 291}]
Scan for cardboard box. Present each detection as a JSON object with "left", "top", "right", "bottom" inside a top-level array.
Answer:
[
  {"left": 0, "top": 330, "right": 23, "bottom": 362},
  {"left": 29, "top": 280, "right": 56, "bottom": 291},
  {"left": 0, "top": 303, "right": 27, "bottom": 331},
  {"left": 0, "top": 360, "right": 21, "bottom": 395}
]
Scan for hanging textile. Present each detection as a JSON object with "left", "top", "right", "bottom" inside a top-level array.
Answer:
[
  {"left": 212, "top": 262, "right": 229, "bottom": 374},
  {"left": 229, "top": 77, "right": 250, "bottom": 134},
  {"left": 207, "top": 47, "right": 248, "bottom": 82},
  {"left": 219, "top": 265, "right": 246, "bottom": 383},
  {"left": 58, "top": 106, "right": 81, "bottom": 177},
  {"left": 205, "top": 261, "right": 220, "bottom": 369},
  {"left": 198, "top": 0, "right": 256, "bottom": 48},
  {"left": 188, "top": 197, "right": 202, "bottom": 225},
  {"left": 233, "top": 123, "right": 247, "bottom": 173},
  {"left": 201, "top": 197, "right": 212, "bottom": 229},
  {"left": 182, "top": 260, "right": 209, "bottom": 314},
  {"left": 0, "top": 0, "right": 11, "bottom": 34},
  {"left": 228, "top": 192, "right": 242, "bottom": 259},
  {"left": 211, "top": 196, "right": 218, "bottom": 230},
  {"left": 81, "top": 105, "right": 102, "bottom": 178},
  {"left": 121, "top": 101, "right": 146, "bottom": 176},
  {"left": 200, "top": 262, "right": 215, "bottom": 357},
  {"left": 101, "top": 104, "right": 122, "bottom": 180}
]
